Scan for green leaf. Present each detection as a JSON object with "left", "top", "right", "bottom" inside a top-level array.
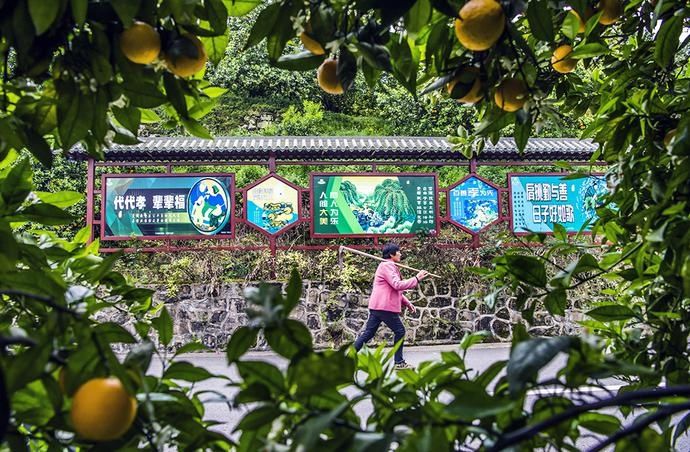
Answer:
[
  {"left": 205, "top": 0, "right": 229, "bottom": 33},
  {"left": 110, "top": 0, "right": 139, "bottom": 27},
  {"left": 445, "top": 382, "right": 514, "bottom": 420},
  {"left": 579, "top": 412, "right": 621, "bottom": 435},
  {"left": 285, "top": 268, "right": 302, "bottom": 312},
  {"left": 223, "top": 0, "right": 261, "bottom": 16},
  {"left": 586, "top": 304, "right": 637, "bottom": 321},
  {"left": 289, "top": 351, "right": 354, "bottom": 397},
  {"left": 654, "top": 16, "right": 682, "bottom": 68},
  {"left": 274, "top": 51, "right": 325, "bottom": 71},
  {"left": 70, "top": 0, "right": 88, "bottom": 25},
  {"left": 124, "top": 341, "right": 155, "bottom": 373},
  {"left": 175, "top": 341, "right": 209, "bottom": 355},
  {"left": 244, "top": 2, "right": 281, "bottom": 49},
  {"left": 570, "top": 43, "right": 609, "bottom": 59},
  {"left": 673, "top": 412, "right": 690, "bottom": 444},
  {"left": 507, "top": 336, "right": 575, "bottom": 396},
  {"left": 124, "top": 81, "right": 167, "bottom": 108},
  {"left": 292, "top": 402, "right": 350, "bottom": 450},
  {"left": 180, "top": 117, "right": 213, "bottom": 139},
  {"left": 12, "top": 203, "right": 75, "bottom": 225},
  {"left": 28, "top": 0, "right": 60, "bottom": 35},
  {"left": 57, "top": 83, "right": 94, "bottom": 148},
  {"left": 460, "top": 331, "right": 489, "bottom": 350},
  {"left": 237, "top": 361, "right": 285, "bottom": 393},
  {"left": 139, "top": 108, "right": 161, "bottom": 123},
  {"left": 553, "top": 223, "right": 567, "bottom": 241},
  {"left": 5, "top": 341, "right": 52, "bottom": 393},
  {"left": 265, "top": 3, "right": 297, "bottom": 61},
  {"left": 526, "top": 0, "right": 554, "bottom": 42},
  {"left": 234, "top": 405, "right": 282, "bottom": 431},
  {"left": 0, "top": 159, "right": 32, "bottom": 214},
  {"left": 504, "top": 254, "right": 547, "bottom": 287},
  {"left": 163, "top": 73, "right": 188, "bottom": 118},
  {"left": 34, "top": 191, "right": 82, "bottom": 208},
  {"left": 94, "top": 322, "right": 136, "bottom": 344},
  {"left": 561, "top": 10, "right": 580, "bottom": 40},
  {"left": 544, "top": 289, "right": 566, "bottom": 316},
  {"left": 352, "top": 433, "right": 393, "bottom": 451},
  {"left": 404, "top": 0, "right": 432, "bottom": 37},
  {"left": 24, "top": 130, "right": 53, "bottom": 168},
  {"left": 226, "top": 326, "right": 257, "bottom": 363},
  {"left": 514, "top": 118, "right": 531, "bottom": 152},
  {"left": 152, "top": 306, "right": 173, "bottom": 346},
  {"left": 11, "top": 380, "right": 55, "bottom": 426},
  {"left": 572, "top": 253, "right": 600, "bottom": 274},
  {"left": 264, "top": 320, "right": 312, "bottom": 359},
  {"left": 163, "top": 361, "right": 215, "bottom": 382},
  {"left": 112, "top": 105, "right": 141, "bottom": 133},
  {"left": 201, "top": 33, "right": 230, "bottom": 65}
]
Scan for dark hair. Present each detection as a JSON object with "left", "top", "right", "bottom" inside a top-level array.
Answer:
[{"left": 382, "top": 243, "right": 400, "bottom": 259}]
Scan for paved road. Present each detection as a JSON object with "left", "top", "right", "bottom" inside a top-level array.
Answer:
[
  {"left": 150, "top": 344, "right": 557, "bottom": 436},
  {"left": 149, "top": 344, "right": 688, "bottom": 450}
]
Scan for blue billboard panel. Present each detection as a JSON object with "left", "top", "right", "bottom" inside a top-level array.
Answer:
[
  {"left": 102, "top": 174, "right": 234, "bottom": 239},
  {"left": 448, "top": 176, "right": 499, "bottom": 233},
  {"left": 509, "top": 174, "right": 608, "bottom": 234}
]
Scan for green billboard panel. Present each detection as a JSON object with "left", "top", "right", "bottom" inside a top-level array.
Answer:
[
  {"left": 311, "top": 173, "right": 438, "bottom": 237},
  {"left": 102, "top": 174, "right": 234, "bottom": 240}
]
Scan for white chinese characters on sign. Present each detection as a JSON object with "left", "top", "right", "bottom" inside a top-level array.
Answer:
[
  {"left": 113, "top": 192, "right": 187, "bottom": 220},
  {"left": 525, "top": 182, "right": 575, "bottom": 224},
  {"left": 415, "top": 186, "right": 435, "bottom": 225}
]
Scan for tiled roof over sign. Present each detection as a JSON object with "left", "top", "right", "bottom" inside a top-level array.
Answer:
[{"left": 69, "top": 136, "right": 598, "bottom": 163}]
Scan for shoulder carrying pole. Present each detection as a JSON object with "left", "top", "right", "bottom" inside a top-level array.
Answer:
[{"left": 338, "top": 246, "right": 442, "bottom": 278}]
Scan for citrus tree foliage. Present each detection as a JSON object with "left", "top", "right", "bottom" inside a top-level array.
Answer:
[
  {"left": 229, "top": 271, "right": 690, "bottom": 450},
  {"left": 236, "top": 0, "right": 690, "bottom": 449},
  {"left": 0, "top": 0, "right": 259, "bottom": 448}
]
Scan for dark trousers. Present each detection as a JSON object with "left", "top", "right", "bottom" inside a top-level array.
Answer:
[{"left": 354, "top": 309, "right": 406, "bottom": 364}]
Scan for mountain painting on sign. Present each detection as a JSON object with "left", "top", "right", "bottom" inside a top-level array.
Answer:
[{"left": 312, "top": 174, "right": 437, "bottom": 237}]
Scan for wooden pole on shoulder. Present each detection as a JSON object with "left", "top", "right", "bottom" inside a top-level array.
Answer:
[{"left": 338, "top": 246, "right": 442, "bottom": 278}]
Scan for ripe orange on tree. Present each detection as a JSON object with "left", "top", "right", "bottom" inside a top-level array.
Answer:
[
  {"left": 664, "top": 129, "right": 677, "bottom": 148},
  {"left": 454, "top": 0, "right": 505, "bottom": 51},
  {"left": 446, "top": 67, "right": 484, "bottom": 104},
  {"left": 70, "top": 377, "right": 138, "bottom": 442},
  {"left": 317, "top": 58, "right": 344, "bottom": 95},
  {"left": 120, "top": 21, "right": 161, "bottom": 65},
  {"left": 164, "top": 34, "right": 208, "bottom": 78},
  {"left": 494, "top": 78, "right": 528, "bottom": 112},
  {"left": 300, "top": 24, "right": 325, "bottom": 55},
  {"left": 551, "top": 45, "right": 578, "bottom": 73},
  {"left": 598, "top": 0, "right": 623, "bottom": 25},
  {"left": 570, "top": 7, "right": 594, "bottom": 33}
]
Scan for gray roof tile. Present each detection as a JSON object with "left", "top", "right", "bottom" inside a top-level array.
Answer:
[{"left": 68, "top": 136, "right": 598, "bottom": 163}]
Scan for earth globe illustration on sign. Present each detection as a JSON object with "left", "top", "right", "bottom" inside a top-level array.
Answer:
[{"left": 187, "top": 178, "right": 230, "bottom": 235}]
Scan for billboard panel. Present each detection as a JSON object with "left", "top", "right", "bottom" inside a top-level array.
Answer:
[
  {"left": 509, "top": 173, "right": 607, "bottom": 234},
  {"left": 102, "top": 174, "right": 234, "bottom": 240},
  {"left": 311, "top": 173, "right": 438, "bottom": 237},
  {"left": 448, "top": 175, "right": 500, "bottom": 233},
  {"left": 245, "top": 175, "right": 300, "bottom": 235}
]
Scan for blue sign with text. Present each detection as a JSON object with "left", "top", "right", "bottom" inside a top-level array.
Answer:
[
  {"left": 509, "top": 174, "right": 608, "bottom": 234},
  {"left": 449, "top": 176, "right": 499, "bottom": 232}
]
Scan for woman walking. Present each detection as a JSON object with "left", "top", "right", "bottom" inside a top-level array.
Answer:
[{"left": 354, "top": 242, "right": 429, "bottom": 369}]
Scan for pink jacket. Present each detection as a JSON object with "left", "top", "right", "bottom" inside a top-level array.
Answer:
[{"left": 368, "top": 261, "right": 418, "bottom": 313}]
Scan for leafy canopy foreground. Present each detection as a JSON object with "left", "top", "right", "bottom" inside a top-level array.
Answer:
[{"left": 1, "top": 0, "right": 690, "bottom": 450}]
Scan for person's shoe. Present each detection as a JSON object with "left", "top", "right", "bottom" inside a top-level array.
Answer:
[{"left": 394, "top": 361, "right": 413, "bottom": 370}]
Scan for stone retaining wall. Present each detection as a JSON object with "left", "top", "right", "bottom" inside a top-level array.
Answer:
[{"left": 116, "top": 280, "right": 584, "bottom": 351}]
